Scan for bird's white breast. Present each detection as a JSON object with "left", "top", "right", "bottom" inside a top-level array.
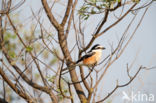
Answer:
[{"left": 94, "top": 50, "right": 102, "bottom": 63}]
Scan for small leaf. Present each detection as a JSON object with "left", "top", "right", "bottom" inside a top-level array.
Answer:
[
  {"left": 118, "top": 0, "right": 121, "bottom": 2},
  {"left": 35, "top": 73, "right": 40, "bottom": 78},
  {"left": 26, "top": 46, "right": 33, "bottom": 52},
  {"left": 132, "top": 0, "right": 140, "bottom": 3},
  {"left": 11, "top": 61, "right": 16, "bottom": 65},
  {"left": 50, "top": 57, "right": 58, "bottom": 65},
  {"left": 90, "top": 88, "right": 94, "bottom": 92},
  {"left": 70, "top": 96, "right": 73, "bottom": 99},
  {"left": 63, "top": 89, "right": 68, "bottom": 93},
  {"left": 91, "top": 9, "right": 96, "bottom": 14},
  {"left": 84, "top": 15, "right": 90, "bottom": 20},
  {"left": 47, "top": 75, "right": 56, "bottom": 83},
  {"left": 11, "top": 34, "right": 17, "bottom": 39},
  {"left": 42, "top": 50, "right": 49, "bottom": 59},
  {"left": 8, "top": 51, "right": 16, "bottom": 58},
  {"left": 82, "top": 99, "right": 87, "bottom": 103}
]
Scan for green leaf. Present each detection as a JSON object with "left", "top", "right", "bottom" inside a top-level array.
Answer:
[
  {"left": 11, "top": 34, "right": 17, "bottom": 39},
  {"left": 8, "top": 51, "right": 16, "bottom": 58},
  {"left": 26, "top": 46, "right": 33, "bottom": 52},
  {"left": 50, "top": 57, "right": 58, "bottom": 65},
  {"left": 118, "top": 0, "right": 121, "bottom": 2},
  {"left": 84, "top": 15, "right": 90, "bottom": 20},
  {"left": 47, "top": 75, "right": 56, "bottom": 83},
  {"left": 91, "top": 8, "right": 96, "bottom": 14},
  {"left": 89, "top": 0, "right": 96, "bottom": 3},
  {"left": 4, "top": 32, "right": 17, "bottom": 40},
  {"left": 42, "top": 50, "right": 49, "bottom": 59},
  {"left": 132, "top": 0, "right": 140, "bottom": 3}
]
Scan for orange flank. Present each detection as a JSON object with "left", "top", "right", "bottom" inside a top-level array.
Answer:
[
  {"left": 83, "top": 55, "right": 97, "bottom": 65},
  {"left": 83, "top": 50, "right": 102, "bottom": 66}
]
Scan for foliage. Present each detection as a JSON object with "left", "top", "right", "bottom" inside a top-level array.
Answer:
[
  {"left": 26, "top": 46, "right": 33, "bottom": 52},
  {"left": 79, "top": 0, "right": 121, "bottom": 20}
]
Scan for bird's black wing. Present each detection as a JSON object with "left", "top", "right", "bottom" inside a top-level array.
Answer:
[{"left": 76, "top": 52, "right": 95, "bottom": 63}]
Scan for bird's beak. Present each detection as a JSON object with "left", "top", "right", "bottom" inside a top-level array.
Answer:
[{"left": 101, "top": 47, "right": 106, "bottom": 50}]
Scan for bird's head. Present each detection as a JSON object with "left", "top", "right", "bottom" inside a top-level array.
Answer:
[{"left": 90, "top": 44, "right": 105, "bottom": 52}]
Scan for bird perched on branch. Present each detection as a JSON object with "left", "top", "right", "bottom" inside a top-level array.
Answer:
[
  {"left": 61, "top": 44, "right": 105, "bottom": 74},
  {"left": 76, "top": 44, "right": 105, "bottom": 66}
]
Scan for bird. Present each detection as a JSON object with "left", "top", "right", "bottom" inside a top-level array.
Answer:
[
  {"left": 61, "top": 44, "right": 105, "bottom": 74},
  {"left": 76, "top": 44, "right": 105, "bottom": 66}
]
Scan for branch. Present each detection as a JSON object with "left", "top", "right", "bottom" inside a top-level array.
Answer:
[
  {"left": 0, "top": 18, "right": 58, "bottom": 102},
  {"left": 82, "top": 3, "right": 137, "bottom": 54},
  {"left": 0, "top": 67, "right": 34, "bottom": 102},
  {"left": 0, "top": 97, "right": 8, "bottom": 103},
  {"left": 96, "top": 65, "right": 156, "bottom": 103},
  {"left": 0, "top": 0, "right": 26, "bottom": 15},
  {"left": 1, "top": 15, "right": 28, "bottom": 103},
  {"left": 41, "top": 0, "right": 87, "bottom": 101},
  {"left": 65, "top": 0, "right": 78, "bottom": 38},
  {"left": 6, "top": 14, "right": 48, "bottom": 87},
  {"left": 131, "top": 0, "right": 153, "bottom": 12},
  {"left": 68, "top": 83, "right": 74, "bottom": 103},
  {"left": 58, "top": 62, "right": 71, "bottom": 99},
  {"left": 79, "top": 66, "right": 92, "bottom": 100},
  {"left": 41, "top": 0, "right": 62, "bottom": 30},
  {"left": 61, "top": 0, "right": 73, "bottom": 26},
  {"left": 93, "top": 6, "right": 148, "bottom": 91},
  {"left": 79, "top": 8, "right": 109, "bottom": 55},
  {"left": 96, "top": 66, "right": 143, "bottom": 103},
  {"left": 0, "top": 0, "right": 11, "bottom": 15}
]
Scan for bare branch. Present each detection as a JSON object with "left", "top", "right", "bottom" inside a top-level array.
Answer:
[
  {"left": 41, "top": 0, "right": 62, "bottom": 30},
  {"left": 96, "top": 65, "right": 144, "bottom": 103},
  {"left": 82, "top": 3, "right": 137, "bottom": 54},
  {"left": 0, "top": 97, "right": 8, "bottom": 103},
  {"left": 0, "top": 67, "right": 34, "bottom": 102},
  {"left": 61, "top": 0, "right": 73, "bottom": 26}
]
